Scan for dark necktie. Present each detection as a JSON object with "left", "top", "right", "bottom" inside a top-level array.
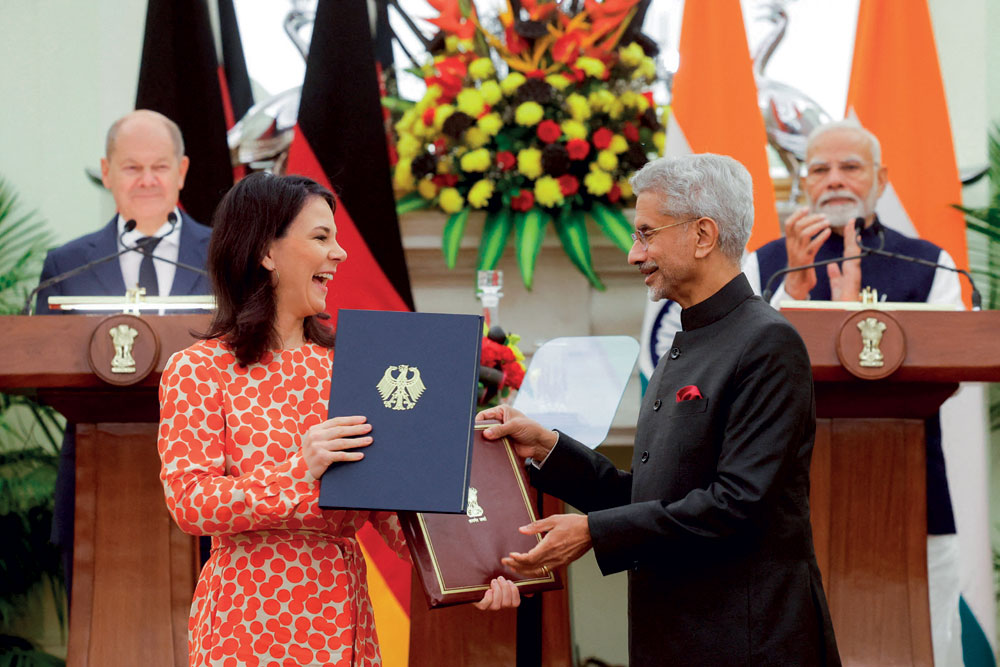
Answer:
[{"left": 137, "top": 236, "right": 162, "bottom": 296}]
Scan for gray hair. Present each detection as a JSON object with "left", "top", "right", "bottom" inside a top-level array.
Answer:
[
  {"left": 806, "top": 119, "right": 882, "bottom": 165},
  {"left": 629, "top": 154, "right": 754, "bottom": 264},
  {"left": 106, "top": 109, "right": 185, "bottom": 161}
]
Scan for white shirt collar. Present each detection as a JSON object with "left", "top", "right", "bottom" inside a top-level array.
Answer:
[{"left": 117, "top": 208, "right": 183, "bottom": 248}]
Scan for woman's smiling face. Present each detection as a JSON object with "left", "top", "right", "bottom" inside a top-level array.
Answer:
[{"left": 264, "top": 195, "right": 347, "bottom": 320}]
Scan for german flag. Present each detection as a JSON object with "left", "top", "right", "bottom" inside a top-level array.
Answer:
[
  {"left": 285, "top": 1, "right": 414, "bottom": 663},
  {"left": 135, "top": 0, "right": 242, "bottom": 225}
]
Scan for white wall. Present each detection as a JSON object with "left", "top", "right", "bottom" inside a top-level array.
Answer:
[{"left": 0, "top": 1, "right": 147, "bottom": 244}]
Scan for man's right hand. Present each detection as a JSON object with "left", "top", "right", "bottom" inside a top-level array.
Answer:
[
  {"left": 476, "top": 405, "right": 558, "bottom": 462},
  {"left": 782, "top": 207, "right": 832, "bottom": 300}
]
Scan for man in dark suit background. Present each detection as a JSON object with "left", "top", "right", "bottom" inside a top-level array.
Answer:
[
  {"left": 35, "top": 109, "right": 212, "bottom": 596},
  {"left": 480, "top": 154, "right": 839, "bottom": 665}
]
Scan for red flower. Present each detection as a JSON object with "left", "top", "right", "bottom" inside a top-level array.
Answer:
[
  {"left": 537, "top": 120, "right": 562, "bottom": 143},
  {"left": 592, "top": 127, "right": 614, "bottom": 150},
  {"left": 433, "top": 138, "right": 448, "bottom": 153},
  {"left": 503, "top": 360, "right": 525, "bottom": 390},
  {"left": 432, "top": 173, "right": 459, "bottom": 187},
  {"left": 526, "top": 69, "right": 547, "bottom": 79},
  {"left": 623, "top": 122, "right": 639, "bottom": 142},
  {"left": 558, "top": 174, "right": 579, "bottom": 196},
  {"left": 496, "top": 151, "right": 516, "bottom": 171},
  {"left": 505, "top": 24, "right": 529, "bottom": 56},
  {"left": 552, "top": 31, "right": 585, "bottom": 64},
  {"left": 511, "top": 189, "right": 535, "bottom": 211},
  {"left": 608, "top": 182, "right": 622, "bottom": 203},
  {"left": 566, "top": 139, "right": 590, "bottom": 160},
  {"left": 422, "top": 107, "right": 436, "bottom": 127},
  {"left": 481, "top": 338, "right": 515, "bottom": 366}
]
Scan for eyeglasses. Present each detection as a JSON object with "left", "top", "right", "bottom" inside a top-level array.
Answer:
[{"left": 630, "top": 217, "right": 701, "bottom": 249}]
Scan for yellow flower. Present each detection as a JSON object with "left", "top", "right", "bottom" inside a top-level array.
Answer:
[
  {"left": 469, "top": 57, "right": 495, "bottom": 80},
  {"left": 619, "top": 42, "right": 645, "bottom": 67},
  {"left": 534, "top": 176, "right": 564, "bottom": 208},
  {"left": 480, "top": 80, "right": 502, "bottom": 106},
  {"left": 545, "top": 74, "right": 571, "bottom": 91},
  {"left": 588, "top": 89, "right": 615, "bottom": 113},
  {"left": 618, "top": 178, "right": 634, "bottom": 199},
  {"left": 439, "top": 187, "right": 465, "bottom": 213},
  {"left": 633, "top": 57, "right": 657, "bottom": 81},
  {"left": 620, "top": 90, "right": 640, "bottom": 109},
  {"left": 501, "top": 72, "right": 527, "bottom": 96},
  {"left": 636, "top": 95, "right": 650, "bottom": 113},
  {"left": 457, "top": 38, "right": 475, "bottom": 52},
  {"left": 574, "top": 56, "right": 606, "bottom": 78},
  {"left": 459, "top": 148, "right": 491, "bottom": 172},
  {"left": 468, "top": 179, "right": 495, "bottom": 208},
  {"left": 584, "top": 168, "right": 613, "bottom": 195},
  {"left": 413, "top": 119, "right": 431, "bottom": 140},
  {"left": 437, "top": 156, "right": 453, "bottom": 174},
  {"left": 478, "top": 112, "right": 503, "bottom": 136},
  {"left": 597, "top": 150, "right": 619, "bottom": 171},
  {"left": 396, "top": 133, "right": 422, "bottom": 160},
  {"left": 515, "top": 101, "right": 544, "bottom": 126},
  {"left": 465, "top": 127, "right": 489, "bottom": 148},
  {"left": 445, "top": 36, "right": 460, "bottom": 53},
  {"left": 608, "top": 99, "right": 625, "bottom": 119},
  {"left": 609, "top": 135, "right": 629, "bottom": 154},
  {"left": 565, "top": 93, "right": 591, "bottom": 121},
  {"left": 517, "top": 148, "right": 543, "bottom": 179},
  {"left": 394, "top": 158, "right": 415, "bottom": 191},
  {"left": 560, "top": 120, "right": 587, "bottom": 140},
  {"left": 416, "top": 85, "right": 443, "bottom": 113},
  {"left": 457, "top": 89, "right": 485, "bottom": 118},
  {"left": 433, "top": 104, "right": 455, "bottom": 130},
  {"left": 653, "top": 131, "right": 666, "bottom": 154},
  {"left": 418, "top": 179, "right": 438, "bottom": 200},
  {"left": 395, "top": 108, "right": 416, "bottom": 134}
]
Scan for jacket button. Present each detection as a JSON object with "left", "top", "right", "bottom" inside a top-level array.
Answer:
[
  {"left": 640, "top": 451, "right": 649, "bottom": 463},
  {"left": 653, "top": 399, "right": 661, "bottom": 411},
  {"left": 669, "top": 347, "right": 680, "bottom": 359}
]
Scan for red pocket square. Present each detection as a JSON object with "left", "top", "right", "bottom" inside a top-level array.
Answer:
[{"left": 676, "top": 385, "right": 703, "bottom": 402}]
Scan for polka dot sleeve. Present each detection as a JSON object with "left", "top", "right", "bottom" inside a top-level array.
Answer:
[{"left": 157, "top": 348, "right": 316, "bottom": 536}]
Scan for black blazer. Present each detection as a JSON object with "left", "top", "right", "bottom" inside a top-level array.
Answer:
[{"left": 532, "top": 274, "right": 840, "bottom": 666}]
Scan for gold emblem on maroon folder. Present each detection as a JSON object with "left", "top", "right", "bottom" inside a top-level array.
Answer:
[
  {"left": 857, "top": 317, "right": 887, "bottom": 368},
  {"left": 376, "top": 364, "right": 426, "bottom": 410},
  {"left": 466, "top": 487, "right": 486, "bottom": 524}
]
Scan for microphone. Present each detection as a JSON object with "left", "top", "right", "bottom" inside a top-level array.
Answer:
[
  {"left": 24, "top": 212, "right": 207, "bottom": 315},
  {"left": 120, "top": 212, "right": 209, "bottom": 280},
  {"left": 854, "top": 217, "right": 982, "bottom": 311},
  {"left": 761, "top": 250, "right": 871, "bottom": 304}
]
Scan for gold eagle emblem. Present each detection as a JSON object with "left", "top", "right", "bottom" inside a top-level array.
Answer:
[{"left": 376, "top": 364, "right": 426, "bottom": 410}]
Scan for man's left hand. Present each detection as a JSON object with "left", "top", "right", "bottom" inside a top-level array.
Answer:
[
  {"left": 501, "top": 514, "right": 592, "bottom": 576},
  {"left": 828, "top": 218, "right": 863, "bottom": 301}
]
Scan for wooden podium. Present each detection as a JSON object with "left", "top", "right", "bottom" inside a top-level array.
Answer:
[
  {"left": 0, "top": 314, "right": 209, "bottom": 667},
  {"left": 783, "top": 308, "right": 1000, "bottom": 667}
]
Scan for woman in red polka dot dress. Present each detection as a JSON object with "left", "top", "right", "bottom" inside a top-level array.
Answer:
[{"left": 158, "top": 174, "right": 520, "bottom": 667}]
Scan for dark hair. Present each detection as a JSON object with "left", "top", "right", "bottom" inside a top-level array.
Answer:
[{"left": 200, "top": 173, "right": 337, "bottom": 365}]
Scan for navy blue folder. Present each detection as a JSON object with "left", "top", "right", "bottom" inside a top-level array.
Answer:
[{"left": 319, "top": 309, "right": 483, "bottom": 513}]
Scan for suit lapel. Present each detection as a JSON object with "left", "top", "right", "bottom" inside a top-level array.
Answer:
[
  {"left": 171, "top": 212, "right": 210, "bottom": 295},
  {"left": 88, "top": 218, "right": 128, "bottom": 295}
]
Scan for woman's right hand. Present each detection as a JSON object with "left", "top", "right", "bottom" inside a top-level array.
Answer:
[{"left": 302, "top": 415, "right": 372, "bottom": 480}]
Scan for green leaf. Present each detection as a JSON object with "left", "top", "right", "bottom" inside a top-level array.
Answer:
[
  {"left": 395, "top": 191, "right": 429, "bottom": 216},
  {"left": 441, "top": 207, "right": 471, "bottom": 269},
  {"left": 381, "top": 96, "right": 416, "bottom": 113},
  {"left": 477, "top": 208, "right": 513, "bottom": 271},
  {"left": 514, "top": 208, "right": 549, "bottom": 290},
  {"left": 589, "top": 201, "right": 634, "bottom": 253},
  {"left": 554, "top": 208, "right": 604, "bottom": 290}
]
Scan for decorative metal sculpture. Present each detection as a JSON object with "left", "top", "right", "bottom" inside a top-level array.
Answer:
[{"left": 752, "top": 0, "right": 832, "bottom": 203}]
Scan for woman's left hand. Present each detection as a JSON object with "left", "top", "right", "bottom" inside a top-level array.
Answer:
[{"left": 473, "top": 576, "right": 520, "bottom": 611}]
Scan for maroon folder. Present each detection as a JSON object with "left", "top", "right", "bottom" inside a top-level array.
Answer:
[{"left": 400, "top": 422, "right": 562, "bottom": 607}]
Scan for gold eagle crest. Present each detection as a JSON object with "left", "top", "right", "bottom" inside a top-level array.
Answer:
[{"left": 376, "top": 364, "right": 426, "bottom": 410}]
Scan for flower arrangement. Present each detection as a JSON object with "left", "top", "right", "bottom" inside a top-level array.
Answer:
[
  {"left": 392, "top": 0, "right": 666, "bottom": 289},
  {"left": 479, "top": 325, "right": 526, "bottom": 407}
]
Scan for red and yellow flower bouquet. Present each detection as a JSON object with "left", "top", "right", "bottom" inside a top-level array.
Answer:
[{"left": 393, "top": 0, "right": 666, "bottom": 289}]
